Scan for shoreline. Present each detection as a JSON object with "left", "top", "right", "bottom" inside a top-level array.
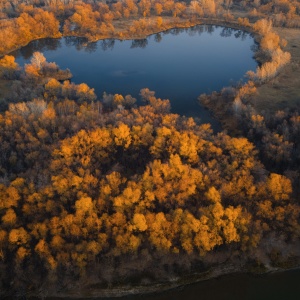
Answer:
[
  {"left": 39, "top": 263, "right": 300, "bottom": 299},
  {"left": 2, "top": 16, "right": 254, "bottom": 57}
]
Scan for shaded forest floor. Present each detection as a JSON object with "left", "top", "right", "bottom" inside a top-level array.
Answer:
[
  {"left": 0, "top": 79, "right": 11, "bottom": 99},
  {"left": 252, "top": 27, "right": 300, "bottom": 112}
]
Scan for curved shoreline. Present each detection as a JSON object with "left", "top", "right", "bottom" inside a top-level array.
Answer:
[{"left": 2, "top": 16, "right": 255, "bottom": 57}]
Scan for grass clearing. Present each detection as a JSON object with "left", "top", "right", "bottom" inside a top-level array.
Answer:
[{"left": 252, "top": 27, "right": 300, "bottom": 112}]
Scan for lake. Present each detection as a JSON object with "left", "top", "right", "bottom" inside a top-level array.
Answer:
[{"left": 13, "top": 25, "right": 257, "bottom": 127}]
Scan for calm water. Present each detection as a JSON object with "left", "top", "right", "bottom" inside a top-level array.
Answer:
[
  {"left": 13, "top": 25, "right": 257, "bottom": 126},
  {"left": 45, "top": 268, "right": 300, "bottom": 300},
  {"left": 136, "top": 269, "right": 300, "bottom": 300}
]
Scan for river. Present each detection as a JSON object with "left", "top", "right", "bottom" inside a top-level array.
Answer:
[{"left": 42, "top": 268, "right": 300, "bottom": 300}]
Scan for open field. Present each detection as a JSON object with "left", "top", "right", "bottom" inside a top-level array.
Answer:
[{"left": 252, "top": 28, "right": 300, "bottom": 112}]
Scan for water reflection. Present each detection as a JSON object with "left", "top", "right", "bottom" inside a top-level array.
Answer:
[
  {"left": 12, "top": 25, "right": 254, "bottom": 56},
  {"left": 100, "top": 39, "right": 115, "bottom": 51},
  {"left": 131, "top": 39, "right": 148, "bottom": 49},
  {"left": 64, "top": 36, "right": 89, "bottom": 50},
  {"left": 15, "top": 38, "right": 62, "bottom": 59},
  {"left": 154, "top": 33, "right": 162, "bottom": 43}
]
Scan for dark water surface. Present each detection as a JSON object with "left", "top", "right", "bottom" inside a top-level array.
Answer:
[
  {"left": 13, "top": 25, "right": 257, "bottom": 126},
  {"left": 138, "top": 269, "right": 300, "bottom": 300},
  {"left": 45, "top": 268, "right": 300, "bottom": 300}
]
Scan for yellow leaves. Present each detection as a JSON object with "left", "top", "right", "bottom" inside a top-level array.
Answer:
[
  {"left": 0, "top": 230, "right": 7, "bottom": 246},
  {"left": 156, "top": 16, "right": 163, "bottom": 27},
  {"left": 75, "top": 196, "right": 94, "bottom": 217},
  {"left": 181, "top": 239, "right": 193, "bottom": 254},
  {"left": 86, "top": 241, "right": 102, "bottom": 255},
  {"left": 0, "top": 55, "right": 18, "bottom": 69},
  {"left": 71, "top": 175, "right": 84, "bottom": 188},
  {"left": 132, "top": 213, "right": 148, "bottom": 232},
  {"left": 111, "top": 212, "right": 126, "bottom": 227},
  {"left": 253, "top": 18, "right": 273, "bottom": 35},
  {"left": 222, "top": 221, "right": 240, "bottom": 243},
  {"left": 49, "top": 217, "right": 63, "bottom": 236},
  {"left": 101, "top": 184, "right": 112, "bottom": 197},
  {"left": 228, "top": 137, "right": 255, "bottom": 156},
  {"left": 178, "top": 132, "right": 199, "bottom": 164},
  {"left": 131, "top": 123, "right": 154, "bottom": 147},
  {"left": 151, "top": 126, "right": 207, "bottom": 162},
  {"left": 113, "top": 94, "right": 124, "bottom": 106},
  {"left": 31, "top": 222, "right": 48, "bottom": 240},
  {"left": 211, "top": 202, "right": 224, "bottom": 222},
  {"left": 144, "top": 155, "right": 203, "bottom": 207},
  {"left": 194, "top": 215, "right": 222, "bottom": 255},
  {"left": 0, "top": 55, "right": 19, "bottom": 78},
  {"left": 16, "top": 247, "right": 30, "bottom": 263},
  {"left": 257, "top": 200, "right": 273, "bottom": 219},
  {"left": 267, "top": 173, "right": 292, "bottom": 201},
  {"left": 114, "top": 233, "right": 141, "bottom": 254},
  {"left": 35, "top": 239, "right": 57, "bottom": 270},
  {"left": 260, "top": 32, "right": 280, "bottom": 51},
  {"left": 129, "top": 235, "right": 141, "bottom": 251},
  {"left": 45, "top": 78, "right": 60, "bottom": 89},
  {"left": 76, "top": 83, "right": 96, "bottom": 102},
  {"left": 10, "top": 177, "right": 24, "bottom": 190},
  {"left": 2, "top": 208, "right": 17, "bottom": 225},
  {"left": 155, "top": 3, "right": 163, "bottom": 15},
  {"left": 114, "top": 182, "right": 141, "bottom": 208},
  {"left": 9, "top": 227, "right": 30, "bottom": 246},
  {"left": 205, "top": 187, "right": 221, "bottom": 203},
  {"left": 100, "top": 172, "right": 126, "bottom": 201},
  {"left": 147, "top": 212, "right": 172, "bottom": 251},
  {"left": 24, "top": 64, "right": 40, "bottom": 77},
  {"left": 77, "top": 83, "right": 90, "bottom": 94},
  {"left": 113, "top": 123, "right": 131, "bottom": 148},
  {"left": 1, "top": 186, "right": 20, "bottom": 209},
  {"left": 52, "top": 128, "right": 113, "bottom": 176},
  {"left": 35, "top": 239, "right": 49, "bottom": 255},
  {"left": 51, "top": 235, "right": 65, "bottom": 251},
  {"left": 51, "top": 175, "right": 69, "bottom": 194}
]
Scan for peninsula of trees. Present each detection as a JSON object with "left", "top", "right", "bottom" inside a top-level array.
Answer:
[{"left": 0, "top": 0, "right": 299, "bottom": 298}]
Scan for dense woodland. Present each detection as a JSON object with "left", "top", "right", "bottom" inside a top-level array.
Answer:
[{"left": 0, "top": 0, "right": 300, "bottom": 298}]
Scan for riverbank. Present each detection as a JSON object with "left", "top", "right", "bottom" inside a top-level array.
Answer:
[{"left": 35, "top": 261, "right": 300, "bottom": 299}]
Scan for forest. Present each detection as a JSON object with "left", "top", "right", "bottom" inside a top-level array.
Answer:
[{"left": 0, "top": 0, "right": 300, "bottom": 298}]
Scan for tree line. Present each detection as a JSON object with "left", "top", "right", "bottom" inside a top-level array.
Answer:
[{"left": 0, "top": 0, "right": 299, "bottom": 298}]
